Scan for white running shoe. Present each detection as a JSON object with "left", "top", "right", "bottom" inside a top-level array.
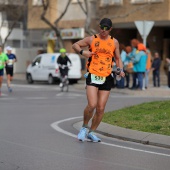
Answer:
[{"left": 59, "top": 83, "right": 63, "bottom": 87}]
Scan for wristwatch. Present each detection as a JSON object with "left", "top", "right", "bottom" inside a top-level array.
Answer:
[{"left": 79, "top": 50, "right": 83, "bottom": 55}]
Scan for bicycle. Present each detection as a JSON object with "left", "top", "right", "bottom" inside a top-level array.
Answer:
[{"left": 59, "top": 65, "right": 70, "bottom": 92}]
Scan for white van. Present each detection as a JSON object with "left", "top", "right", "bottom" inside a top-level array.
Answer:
[{"left": 26, "top": 53, "right": 82, "bottom": 84}]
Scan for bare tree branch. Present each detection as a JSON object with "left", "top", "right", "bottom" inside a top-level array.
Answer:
[
  {"left": 41, "top": 0, "right": 72, "bottom": 49},
  {"left": 3, "top": 21, "right": 18, "bottom": 47},
  {"left": 0, "top": 0, "right": 27, "bottom": 48},
  {"left": 78, "top": 0, "right": 97, "bottom": 35},
  {"left": 54, "top": 0, "right": 71, "bottom": 25},
  {"left": 41, "top": 0, "right": 63, "bottom": 48},
  {"left": 41, "top": 0, "right": 58, "bottom": 34},
  {"left": 77, "top": 0, "right": 87, "bottom": 15}
]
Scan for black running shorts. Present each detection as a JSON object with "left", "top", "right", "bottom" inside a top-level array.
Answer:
[
  {"left": 86, "top": 73, "right": 113, "bottom": 91},
  {"left": 5, "top": 67, "right": 14, "bottom": 77},
  {"left": 0, "top": 69, "right": 4, "bottom": 76}
]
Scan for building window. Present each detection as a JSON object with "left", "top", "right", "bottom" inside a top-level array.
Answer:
[
  {"left": 131, "top": 0, "right": 163, "bottom": 4},
  {"left": 100, "top": 0, "right": 123, "bottom": 6},
  {"left": 32, "top": 0, "right": 43, "bottom": 6}
]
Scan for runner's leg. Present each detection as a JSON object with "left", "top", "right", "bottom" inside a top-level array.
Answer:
[
  {"left": 7, "top": 74, "right": 11, "bottom": 88},
  {"left": 77, "top": 85, "right": 98, "bottom": 141},
  {"left": 83, "top": 85, "right": 98, "bottom": 127},
  {"left": 0, "top": 75, "right": 3, "bottom": 95},
  {"left": 90, "top": 90, "right": 110, "bottom": 131}
]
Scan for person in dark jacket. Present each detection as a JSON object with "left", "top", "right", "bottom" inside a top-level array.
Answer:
[
  {"left": 151, "top": 52, "right": 161, "bottom": 87},
  {"left": 165, "top": 57, "right": 170, "bottom": 88},
  {"left": 57, "top": 48, "right": 72, "bottom": 87}
]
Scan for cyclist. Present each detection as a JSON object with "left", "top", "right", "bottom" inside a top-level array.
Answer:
[{"left": 57, "top": 48, "right": 72, "bottom": 87}]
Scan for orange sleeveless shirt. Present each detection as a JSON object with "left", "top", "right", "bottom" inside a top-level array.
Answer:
[{"left": 87, "top": 34, "right": 116, "bottom": 77}]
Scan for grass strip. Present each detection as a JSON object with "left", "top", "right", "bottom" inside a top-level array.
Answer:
[{"left": 102, "top": 100, "right": 170, "bottom": 136}]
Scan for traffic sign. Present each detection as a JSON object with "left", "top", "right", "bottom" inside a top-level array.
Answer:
[{"left": 134, "top": 21, "right": 154, "bottom": 46}]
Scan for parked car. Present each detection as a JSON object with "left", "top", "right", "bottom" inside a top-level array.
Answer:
[{"left": 26, "top": 53, "right": 82, "bottom": 84}]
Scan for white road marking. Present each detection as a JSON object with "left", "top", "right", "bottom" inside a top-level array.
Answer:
[
  {"left": 56, "top": 93, "right": 65, "bottom": 97},
  {"left": 55, "top": 93, "right": 84, "bottom": 99},
  {"left": 0, "top": 94, "right": 83, "bottom": 101},
  {"left": 2, "top": 83, "right": 42, "bottom": 89},
  {"left": 2, "top": 83, "right": 60, "bottom": 90},
  {"left": 51, "top": 117, "right": 170, "bottom": 158},
  {"left": 0, "top": 97, "right": 16, "bottom": 100},
  {"left": 0, "top": 93, "right": 8, "bottom": 96},
  {"left": 25, "top": 97, "right": 48, "bottom": 100},
  {"left": 56, "top": 93, "right": 84, "bottom": 97},
  {"left": 110, "top": 95, "right": 170, "bottom": 98}
]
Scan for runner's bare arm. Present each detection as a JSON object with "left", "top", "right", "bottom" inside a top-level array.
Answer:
[
  {"left": 72, "top": 36, "right": 96, "bottom": 58},
  {"left": 114, "top": 39, "right": 125, "bottom": 77},
  {"left": 14, "top": 57, "right": 17, "bottom": 63},
  {"left": 5, "top": 59, "right": 9, "bottom": 64},
  {"left": 114, "top": 39, "right": 123, "bottom": 69}
]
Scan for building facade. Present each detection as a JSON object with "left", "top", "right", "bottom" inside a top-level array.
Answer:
[
  {"left": 27, "top": 0, "right": 170, "bottom": 74},
  {"left": 98, "top": 0, "right": 170, "bottom": 63},
  {"left": 27, "top": 0, "right": 87, "bottom": 52}
]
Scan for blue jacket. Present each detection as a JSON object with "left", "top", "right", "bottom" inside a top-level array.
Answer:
[
  {"left": 133, "top": 51, "right": 147, "bottom": 72},
  {"left": 120, "top": 50, "right": 126, "bottom": 63},
  {"left": 129, "top": 48, "right": 137, "bottom": 72}
]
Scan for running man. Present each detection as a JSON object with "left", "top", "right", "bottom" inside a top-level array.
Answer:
[
  {"left": 72, "top": 18, "right": 125, "bottom": 142},
  {"left": 0, "top": 46, "right": 9, "bottom": 96},
  {"left": 5, "top": 46, "right": 17, "bottom": 92}
]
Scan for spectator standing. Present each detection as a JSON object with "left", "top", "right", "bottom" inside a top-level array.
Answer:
[
  {"left": 124, "top": 46, "right": 132, "bottom": 88},
  {"left": 132, "top": 43, "right": 147, "bottom": 90},
  {"left": 111, "top": 59, "right": 117, "bottom": 88},
  {"left": 165, "top": 57, "right": 170, "bottom": 88},
  {"left": 151, "top": 52, "right": 161, "bottom": 87},
  {"left": 144, "top": 45, "right": 152, "bottom": 89},
  {"left": 5, "top": 46, "right": 17, "bottom": 92},
  {"left": 117, "top": 44, "right": 126, "bottom": 88},
  {"left": 129, "top": 39, "right": 139, "bottom": 90}
]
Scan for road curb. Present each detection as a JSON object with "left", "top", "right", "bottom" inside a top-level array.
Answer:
[{"left": 73, "top": 121, "right": 170, "bottom": 149}]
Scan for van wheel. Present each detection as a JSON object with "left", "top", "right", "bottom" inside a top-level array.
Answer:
[
  {"left": 27, "top": 74, "right": 33, "bottom": 84},
  {"left": 48, "top": 75, "right": 54, "bottom": 84}
]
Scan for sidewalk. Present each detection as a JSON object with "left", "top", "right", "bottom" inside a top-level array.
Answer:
[{"left": 74, "top": 79, "right": 170, "bottom": 97}]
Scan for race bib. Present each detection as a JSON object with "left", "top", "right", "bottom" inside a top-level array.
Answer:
[
  {"left": 8, "top": 59, "right": 13, "bottom": 65},
  {"left": 91, "top": 74, "right": 106, "bottom": 84}
]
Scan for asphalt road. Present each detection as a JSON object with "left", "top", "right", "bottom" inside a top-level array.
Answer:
[{"left": 0, "top": 81, "right": 170, "bottom": 170}]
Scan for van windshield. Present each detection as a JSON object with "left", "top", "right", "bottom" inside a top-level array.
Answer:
[{"left": 32, "top": 57, "right": 41, "bottom": 66}]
